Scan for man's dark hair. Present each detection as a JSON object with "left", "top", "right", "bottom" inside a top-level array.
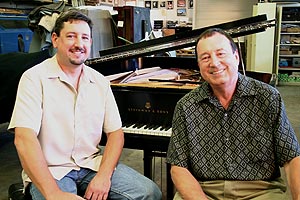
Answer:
[
  {"left": 195, "top": 28, "right": 238, "bottom": 61},
  {"left": 52, "top": 9, "right": 93, "bottom": 37}
]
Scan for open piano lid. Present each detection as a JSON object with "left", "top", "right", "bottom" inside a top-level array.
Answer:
[{"left": 85, "top": 14, "right": 275, "bottom": 66}]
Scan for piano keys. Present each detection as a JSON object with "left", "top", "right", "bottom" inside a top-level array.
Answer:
[
  {"left": 122, "top": 123, "right": 172, "bottom": 137},
  {"left": 99, "top": 71, "right": 201, "bottom": 199},
  {"left": 111, "top": 80, "right": 198, "bottom": 138}
]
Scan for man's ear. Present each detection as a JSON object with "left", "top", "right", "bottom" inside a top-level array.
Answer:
[
  {"left": 234, "top": 50, "right": 240, "bottom": 65},
  {"left": 51, "top": 33, "right": 58, "bottom": 48}
]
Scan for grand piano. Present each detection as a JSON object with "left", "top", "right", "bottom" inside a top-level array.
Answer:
[
  {"left": 2, "top": 14, "right": 275, "bottom": 200},
  {"left": 86, "top": 14, "right": 275, "bottom": 199}
]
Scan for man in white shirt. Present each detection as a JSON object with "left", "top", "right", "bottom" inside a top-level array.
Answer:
[{"left": 9, "top": 9, "right": 162, "bottom": 200}]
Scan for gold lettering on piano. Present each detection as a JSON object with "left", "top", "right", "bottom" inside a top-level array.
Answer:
[
  {"left": 126, "top": 101, "right": 169, "bottom": 114},
  {"left": 145, "top": 102, "right": 151, "bottom": 109}
]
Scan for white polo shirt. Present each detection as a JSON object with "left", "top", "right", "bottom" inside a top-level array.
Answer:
[{"left": 9, "top": 55, "right": 122, "bottom": 182}]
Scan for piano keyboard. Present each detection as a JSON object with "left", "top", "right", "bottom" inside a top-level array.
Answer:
[{"left": 123, "top": 123, "right": 172, "bottom": 137}]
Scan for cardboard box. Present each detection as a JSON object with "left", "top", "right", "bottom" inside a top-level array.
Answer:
[
  {"left": 280, "top": 50, "right": 292, "bottom": 55},
  {"left": 287, "top": 27, "right": 300, "bottom": 33}
]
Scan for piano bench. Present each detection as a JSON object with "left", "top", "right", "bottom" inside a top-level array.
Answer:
[{"left": 8, "top": 183, "right": 31, "bottom": 200}]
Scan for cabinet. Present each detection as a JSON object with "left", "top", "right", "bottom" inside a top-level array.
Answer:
[
  {"left": 113, "top": 6, "right": 151, "bottom": 44},
  {"left": 274, "top": 3, "right": 300, "bottom": 85},
  {"left": 246, "top": 3, "right": 276, "bottom": 74}
]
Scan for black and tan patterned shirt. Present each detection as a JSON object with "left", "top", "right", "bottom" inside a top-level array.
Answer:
[{"left": 166, "top": 73, "right": 300, "bottom": 181}]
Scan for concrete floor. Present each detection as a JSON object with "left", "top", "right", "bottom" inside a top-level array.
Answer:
[{"left": 0, "top": 85, "right": 299, "bottom": 200}]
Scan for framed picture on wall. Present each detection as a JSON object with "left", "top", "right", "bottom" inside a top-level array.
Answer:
[
  {"left": 160, "top": 1, "right": 166, "bottom": 8},
  {"left": 177, "top": 8, "right": 186, "bottom": 16},
  {"left": 188, "top": 0, "right": 193, "bottom": 8},
  {"left": 145, "top": 1, "right": 151, "bottom": 8},
  {"left": 177, "top": 0, "right": 186, "bottom": 7},
  {"left": 152, "top": 1, "right": 158, "bottom": 8},
  {"left": 167, "top": 1, "right": 173, "bottom": 9}
]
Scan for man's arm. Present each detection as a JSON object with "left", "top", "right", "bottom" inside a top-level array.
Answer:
[
  {"left": 171, "top": 165, "right": 208, "bottom": 200},
  {"left": 284, "top": 156, "right": 300, "bottom": 200},
  {"left": 14, "top": 127, "right": 83, "bottom": 200},
  {"left": 84, "top": 128, "right": 124, "bottom": 200}
]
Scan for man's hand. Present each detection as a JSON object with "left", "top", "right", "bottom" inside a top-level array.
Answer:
[
  {"left": 284, "top": 156, "right": 300, "bottom": 200},
  {"left": 84, "top": 174, "right": 111, "bottom": 200},
  {"left": 83, "top": 129, "right": 123, "bottom": 200}
]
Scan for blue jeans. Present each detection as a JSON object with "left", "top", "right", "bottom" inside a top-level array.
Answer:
[{"left": 29, "top": 163, "right": 162, "bottom": 200}]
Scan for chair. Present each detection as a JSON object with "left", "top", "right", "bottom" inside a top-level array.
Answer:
[
  {"left": 0, "top": 49, "right": 50, "bottom": 124},
  {"left": 8, "top": 183, "right": 31, "bottom": 200},
  {"left": 2, "top": 50, "right": 50, "bottom": 200}
]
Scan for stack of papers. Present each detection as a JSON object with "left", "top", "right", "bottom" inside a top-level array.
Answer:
[{"left": 106, "top": 67, "right": 179, "bottom": 84}]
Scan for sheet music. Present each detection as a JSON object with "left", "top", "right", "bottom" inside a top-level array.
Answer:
[
  {"left": 123, "top": 68, "right": 178, "bottom": 83},
  {"left": 105, "top": 71, "right": 133, "bottom": 81},
  {"left": 105, "top": 67, "right": 178, "bottom": 84},
  {"left": 120, "top": 67, "right": 162, "bottom": 83},
  {"left": 106, "top": 66, "right": 204, "bottom": 86}
]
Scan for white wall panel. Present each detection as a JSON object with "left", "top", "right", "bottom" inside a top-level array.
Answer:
[{"left": 193, "top": 0, "right": 257, "bottom": 29}]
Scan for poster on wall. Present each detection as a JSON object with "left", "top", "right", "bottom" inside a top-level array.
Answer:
[
  {"left": 160, "top": 1, "right": 166, "bottom": 8},
  {"left": 177, "top": 8, "right": 186, "bottom": 16},
  {"left": 177, "top": 0, "right": 186, "bottom": 7},
  {"left": 145, "top": 1, "right": 151, "bottom": 8},
  {"left": 99, "top": 0, "right": 114, "bottom": 4},
  {"left": 152, "top": 1, "right": 159, "bottom": 8},
  {"left": 126, "top": 0, "right": 136, "bottom": 6},
  {"left": 188, "top": 0, "right": 193, "bottom": 8},
  {"left": 167, "top": 1, "right": 173, "bottom": 9}
]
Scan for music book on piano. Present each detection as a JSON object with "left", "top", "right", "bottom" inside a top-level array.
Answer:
[{"left": 106, "top": 66, "right": 202, "bottom": 86}]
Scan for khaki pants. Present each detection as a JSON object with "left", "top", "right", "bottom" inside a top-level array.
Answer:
[{"left": 173, "top": 178, "right": 287, "bottom": 200}]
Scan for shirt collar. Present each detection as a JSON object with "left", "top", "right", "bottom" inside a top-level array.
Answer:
[
  {"left": 46, "top": 55, "right": 95, "bottom": 84},
  {"left": 194, "top": 72, "right": 258, "bottom": 103}
]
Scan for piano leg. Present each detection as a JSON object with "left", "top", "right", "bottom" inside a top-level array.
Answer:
[
  {"left": 143, "top": 150, "right": 174, "bottom": 200},
  {"left": 166, "top": 163, "right": 173, "bottom": 200},
  {"left": 143, "top": 150, "right": 153, "bottom": 179}
]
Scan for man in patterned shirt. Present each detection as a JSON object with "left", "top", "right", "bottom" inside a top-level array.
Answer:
[{"left": 166, "top": 28, "right": 300, "bottom": 200}]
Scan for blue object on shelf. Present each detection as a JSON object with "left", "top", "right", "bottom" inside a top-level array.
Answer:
[
  {"left": 0, "top": 15, "right": 33, "bottom": 54},
  {"left": 279, "top": 60, "right": 288, "bottom": 67}
]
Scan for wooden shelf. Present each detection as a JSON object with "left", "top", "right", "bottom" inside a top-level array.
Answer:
[
  {"left": 282, "top": 21, "right": 300, "bottom": 23},
  {"left": 279, "top": 67, "right": 300, "bottom": 71},
  {"left": 278, "top": 81, "right": 300, "bottom": 86},
  {"left": 281, "top": 32, "right": 300, "bottom": 35},
  {"left": 279, "top": 67, "right": 300, "bottom": 70},
  {"left": 279, "top": 54, "right": 300, "bottom": 57},
  {"left": 280, "top": 44, "right": 300, "bottom": 46}
]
